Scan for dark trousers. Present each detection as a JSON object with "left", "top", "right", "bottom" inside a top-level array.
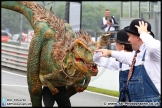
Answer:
[{"left": 42, "top": 86, "right": 71, "bottom": 107}]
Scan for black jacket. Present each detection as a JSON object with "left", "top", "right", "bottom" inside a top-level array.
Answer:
[{"left": 100, "top": 16, "right": 119, "bottom": 31}]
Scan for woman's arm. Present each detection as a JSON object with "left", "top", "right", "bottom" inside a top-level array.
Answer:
[
  {"left": 93, "top": 52, "right": 119, "bottom": 70},
  {"left": 94, "top": 49, "right": 134, "bottom": 66}
]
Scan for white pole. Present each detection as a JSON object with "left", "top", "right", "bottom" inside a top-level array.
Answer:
[{"left": 19, "top": 14, "right": 23, "bottom": 46}]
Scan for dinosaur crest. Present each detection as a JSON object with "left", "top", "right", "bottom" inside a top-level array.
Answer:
[
  {"left": 74, "top": 30, "right": 95, "bottom": 46},
  {"left": 52, "top": 30, "right": 96, "bottom": 62}
]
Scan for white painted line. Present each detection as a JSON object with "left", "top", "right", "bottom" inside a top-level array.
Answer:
[
  {"left": 2, "top": 70, "right": 27, "bottom": 77},
  {"left": 2, "top": 84, "right": 28, "bottom": 87},
  {"left": 84, "top": 90, "right": 119, "bottom": 99}
]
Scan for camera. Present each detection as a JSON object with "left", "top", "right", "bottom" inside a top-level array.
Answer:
[{"left": 105, "top": 17, "right": 112, "bottom": 23}]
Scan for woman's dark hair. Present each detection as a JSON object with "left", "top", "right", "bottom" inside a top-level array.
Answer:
[{"left": 122, "top": 43, "right": 133, "bottom": 52}]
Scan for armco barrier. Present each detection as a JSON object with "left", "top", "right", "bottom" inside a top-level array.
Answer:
[{"left": 1, "top": 43, "right": 28, "bottom": 71}]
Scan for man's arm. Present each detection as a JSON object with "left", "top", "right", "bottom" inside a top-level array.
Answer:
[
  {"left": 100, "top": 19, "right": 107, "bottom": 30},
  {"left": 111, "top": 16, "right": 119, "bottom": 31},
  {"left": 112, "top": 16, "right": 118, "bottom": 25},
  {"left": 140, "top": 32, "right": 160, "bottom": 61},
  {"left": 135, "top": 21, "right": 160, "bottom": 62},
  {"left": 111, "top": 50, "right": 134, "bottom": 65}
]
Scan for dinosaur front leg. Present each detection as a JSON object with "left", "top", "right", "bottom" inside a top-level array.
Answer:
[
  {"left": 43, "top": 73, "right": 60, "bottom": 95},
  {"left": 83, "top": 75, "right": 91, "bottom": 88},
  {"left": 75, "top": 75, "right": 91, "bottom": 92},
  {"left": 66, "top": 75, "right": 91, "bottom": 98}
]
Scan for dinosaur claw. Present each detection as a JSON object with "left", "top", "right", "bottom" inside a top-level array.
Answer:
[
  {"left": 76, "top": 88, "right": 84, "bottom": 92},
  {"left": 50, "top": 87, "right": 59, "bottom": 95},
  {"left": 75, "top": 85, "right": 85, "bottom": 92}
]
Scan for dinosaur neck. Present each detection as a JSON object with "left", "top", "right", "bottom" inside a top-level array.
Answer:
[{"left": 1, "top": 1, "right": 35, "bottom": 28}]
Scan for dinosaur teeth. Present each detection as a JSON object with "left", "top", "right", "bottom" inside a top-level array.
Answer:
[
  {"left": 85, "top": 63, "right": 97, "bottom": 69},
  {"left": 89, "top": 64, "right": 93, "bottom": 67}
]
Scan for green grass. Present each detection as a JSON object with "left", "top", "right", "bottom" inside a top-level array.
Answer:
[{"left": 86, "top": 86, "right": 119, "bottom": 97}]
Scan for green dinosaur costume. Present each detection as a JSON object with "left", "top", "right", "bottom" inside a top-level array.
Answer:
[{"left": 2, "top": 1, "right": 111, "bottom": 107}]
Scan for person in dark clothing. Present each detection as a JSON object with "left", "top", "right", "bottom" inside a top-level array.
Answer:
[
  {"left": 42, "top": 86, "right": 71, "bottom": 107},
  {"left": 100, "top": 9, "right": 119, "bottom": 34},
  {"left": 100, "top": 9, "right": 119, "bottom": 49}
]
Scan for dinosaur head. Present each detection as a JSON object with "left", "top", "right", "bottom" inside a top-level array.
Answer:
[
  {"left": 52, "top": 29, "right": 98, "bottom": 78},
  {"left": 70, "top": 32, "right": 98, "bottom": 76}
]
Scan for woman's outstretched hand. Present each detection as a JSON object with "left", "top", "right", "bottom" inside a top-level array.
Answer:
[{"left": 95, "top": 49, "right": 112, "bottom": 57}]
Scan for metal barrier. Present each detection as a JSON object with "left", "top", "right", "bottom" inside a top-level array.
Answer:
[
  {"left": 1, "top": 43, "right": 28, "bottom": 71},
  {"left": 86, "top": 30, "right": 118, "bottom": 50},
  {"left": 86, "top": 30, "right": 118, "bottom": 42},
  {"left": 1, "top": 30, "right": 118, "bottom": 71}
]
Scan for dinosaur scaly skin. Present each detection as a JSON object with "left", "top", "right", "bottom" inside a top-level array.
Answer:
[{"left": 1, "top": 1, "right": 113, "bottom": 107}]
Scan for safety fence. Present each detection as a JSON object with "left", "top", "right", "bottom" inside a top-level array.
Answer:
[
  {"left": 1, "top": 30, "right": 118, "bottom": 71},
  {"left": 1, "top": 43, "right": 29, "bottom": 71}
]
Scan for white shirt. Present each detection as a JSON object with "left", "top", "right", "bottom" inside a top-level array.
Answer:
[
  {"left": 111, "top": 32, "right": 161, "bottom": 94},
  {"left": 93, "top": 50, "right": 131, "bottom": 71},
  {"left": 103, "top": 17, "right": 115, "bottom": 32}
]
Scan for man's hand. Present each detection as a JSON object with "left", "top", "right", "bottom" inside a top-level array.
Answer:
[
  {"left": 95, "top": 49, "right": 112, "bottom": 57},
  {"left": 135, "top": 21, "right": 150, "bottom": 34},
  {"left": 107, "top": 20, "right": 112, "bottom": 25}
]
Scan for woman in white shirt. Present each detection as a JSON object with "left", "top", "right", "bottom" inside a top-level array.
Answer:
[{"left": 93, "top": 29, "right": 133, "bottom": 102}]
